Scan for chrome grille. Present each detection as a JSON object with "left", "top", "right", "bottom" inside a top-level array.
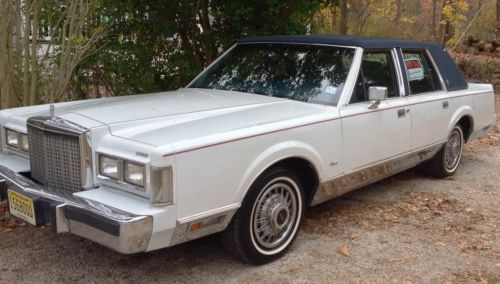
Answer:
[{"left": 28, "top": 125, "right": 83, "bottom": 193}]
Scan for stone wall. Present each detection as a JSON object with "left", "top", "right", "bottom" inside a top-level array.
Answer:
[{"left": 454, "top": 36, "right": 500, "bottom": 56}]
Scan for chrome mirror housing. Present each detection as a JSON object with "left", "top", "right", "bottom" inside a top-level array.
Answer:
[{"left": 367, "top": 86, "right": 388, "bottom": 109}]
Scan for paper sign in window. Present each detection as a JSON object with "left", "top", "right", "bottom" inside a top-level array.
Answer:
[{"left": 405, "top": 57, "right": 425, "bottom": 81}]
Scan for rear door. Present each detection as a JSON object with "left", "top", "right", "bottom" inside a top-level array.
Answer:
[
  {"left": 401, "top": 50, "right": 450, "bottom": 149},
  {"left": 340, "top": 49, "right": 411, "bottom": 172}
]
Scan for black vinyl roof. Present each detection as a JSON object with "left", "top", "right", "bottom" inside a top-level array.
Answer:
[{"left": 239, "top": 35, "right": 468, "bottom": 91}]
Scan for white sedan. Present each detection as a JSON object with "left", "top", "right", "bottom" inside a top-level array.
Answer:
[{"left": 0, "top": 35, "right": 496, "bottom": 264}]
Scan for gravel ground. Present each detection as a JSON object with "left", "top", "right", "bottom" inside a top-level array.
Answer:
[{"left": 0, "top": 97, "right": 499, "bottom": 283}]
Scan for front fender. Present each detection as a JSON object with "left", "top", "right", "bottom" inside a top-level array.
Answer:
[{"left": 235, "top": 141, "right": 325, "bottom": 203}]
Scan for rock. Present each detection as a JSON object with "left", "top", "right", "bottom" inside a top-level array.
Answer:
[
  {"left": 477, "top": 41, "right": 487, "bottom": 51},
  {"left": 484, "top": 43, "right": 493, "bottom": 52}
]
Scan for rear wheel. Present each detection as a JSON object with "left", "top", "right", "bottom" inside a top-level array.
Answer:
[
  {"left": 424, "top": 125, "right": 464, "bottom": 178},
  {"left": 222, "top": 166, "right": 304, "bottom": 264}
]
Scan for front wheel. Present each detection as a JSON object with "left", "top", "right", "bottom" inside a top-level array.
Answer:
[
  {"left": 424, "top": 125, "right": 464, "bottom": 178},
  {"left": 222, "top": 166, "right": 305, "bottom": 264}
]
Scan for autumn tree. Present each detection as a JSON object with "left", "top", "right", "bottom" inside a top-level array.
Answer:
[{"left": 439, "top": 0, "right": 469, "bottom": 44}]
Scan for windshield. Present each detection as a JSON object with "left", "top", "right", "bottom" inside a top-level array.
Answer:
[{"left": 189, "top": 43, "right": 355, "bottom": 106}]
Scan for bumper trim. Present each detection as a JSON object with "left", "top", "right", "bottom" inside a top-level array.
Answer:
[
  {"left": 64, "top": 206, "right": 120, "bottom": 237},
  {"left": 0, "top": 165, "right": 153, "bottom": 254}
]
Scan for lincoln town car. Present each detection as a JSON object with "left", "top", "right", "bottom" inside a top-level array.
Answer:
[{"left": 0, "top": 36, "right": 496, "bottom": 264}]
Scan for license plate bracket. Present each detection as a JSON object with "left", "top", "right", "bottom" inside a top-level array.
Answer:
[{"left": 7, "top": 189, "right": 46, "bottom": 226}]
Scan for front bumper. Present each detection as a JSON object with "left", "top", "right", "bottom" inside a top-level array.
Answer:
[{"left": 0, "top": 165, "right": 153, "bottom": 254}]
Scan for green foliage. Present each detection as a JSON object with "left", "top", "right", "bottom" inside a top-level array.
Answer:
[{"left": 77, "top": 0, "right": 321, "bottom": 97}]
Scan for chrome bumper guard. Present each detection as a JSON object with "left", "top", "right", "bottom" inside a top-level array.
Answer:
[{"left": 0, "top": 165, "right": 153, "bottom": 254}]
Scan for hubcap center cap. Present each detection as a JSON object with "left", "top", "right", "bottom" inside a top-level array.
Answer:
[{"left": 271, "top": 204, "right": 289, "bottom": 230}]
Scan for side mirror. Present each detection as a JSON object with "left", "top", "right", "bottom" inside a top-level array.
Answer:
[{"left": 367, "top": 86, "right": 388, "bottom": 109}]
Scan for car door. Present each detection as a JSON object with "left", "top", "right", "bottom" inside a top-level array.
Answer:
[
  {"left": 401, "top": 49, "right": 450, "bottom": 150},
  {"left": 340, "top": 49, "right": 411, "bottom": 172}
]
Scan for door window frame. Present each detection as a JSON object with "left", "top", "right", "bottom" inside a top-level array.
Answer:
[
  {"left": 344, "top": 48, "right": 405, "bottom": 106},
  {"left": 400, "top": 48, "right": 447, "bottom": 96}
]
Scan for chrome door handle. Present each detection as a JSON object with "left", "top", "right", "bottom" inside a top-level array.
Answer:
[
  {"left": 397, "top": 108, "right": 406, "bottom": 118},
  {"left": 443, "top": 101, "right": 449, "bottom": 109}
]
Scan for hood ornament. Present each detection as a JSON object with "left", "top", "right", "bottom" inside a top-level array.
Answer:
[{"left": 50, "top": 104, "right": 55, "bottom": 119}]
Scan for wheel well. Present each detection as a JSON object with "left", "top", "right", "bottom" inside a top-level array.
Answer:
[
  {"left": 273, "top": 157, "right": 319, "bottom": 207},
  {"left": 457, "top": 116, "right": 473, "bottom": 142}
]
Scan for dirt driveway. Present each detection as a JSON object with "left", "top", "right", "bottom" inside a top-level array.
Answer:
[{"left": 1, "top": 97, "right": 499, "bottom": 283}]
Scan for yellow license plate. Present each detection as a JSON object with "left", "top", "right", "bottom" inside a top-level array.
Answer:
[{"left": 7, "top": 190, "right": 36, "bottom": 225}]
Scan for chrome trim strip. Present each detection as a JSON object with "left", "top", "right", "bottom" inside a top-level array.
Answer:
[
  {"left": 178, "top": 203, "right": 241, "bottom": 224},
  {"left": 425, "top": 48, "right": 447, "bottom": 92},
  {"left": 311, "top": 143, "right": 444, "bottom": 206},
  {"left": 237, "top": 41, "right": 358, "bottom": 50},
  {"left": 81, "top": 131, "right": 93, "bottom": 188},
  {"left": 170, "top": 204, "right": 240, "bottom": 246},
  {"left": 27, "top": 116, "right": 88, "bottom": 136},
  {"left": 0, "top": 164, "right": 153, "bottom": 254},
  {"left": 392, "top": 48, "right": 406, "bottom": 98}
]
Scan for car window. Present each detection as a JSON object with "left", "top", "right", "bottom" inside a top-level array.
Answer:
[
  {"left": 350, "top": 51, "right": 399, "bottom": 104},
  {"left": 189, "top": 43, "right": 355, "bottom": 106},
  {"left": 402, "top": 50, "right": 443, "bottom": 95}
]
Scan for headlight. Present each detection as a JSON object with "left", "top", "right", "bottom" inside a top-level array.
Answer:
[
  {"left": 124, "top": 162, "right": 145, "bottom": 188},
  {"left": 98, "top": 154, "right": 146, "bottom": 190},
  {"left": 5, "top": 129, "right": 29, "bottom": 152},
  {"left": 99, "top": 155, "right": 119, "bottom": 179},
  {"left": 6, "top": 129, "right": 19, "bottom": 148}
]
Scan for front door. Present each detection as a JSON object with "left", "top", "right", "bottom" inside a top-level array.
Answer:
[{"left": 340, "top": 50, "right": 411, "bottom": 172}]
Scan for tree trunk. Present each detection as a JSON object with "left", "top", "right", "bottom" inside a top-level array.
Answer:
[
  {"left": 0, "top": 0, "right": 13, "bottom": 109},
  {"left": 395, "top": 0, "right": 402, "bottom": 34},
  {"left": 431, "top": 0, "right": 437, "bottom": 41},
  {"left": 29, "top": 0, "right": 41, "bottom": 105},
  {"left": 439, "top": 0, "right": 454, "bottom": 45},
  {"left": 496, "top": 0, "right": 500, "bottom": 39},
  {"left": 331, "top": 5, "right": 337, "bottom": 34},
  {"left": 22, "top": 0, "right": 32, "bottom": 106},
  {"left": 199, "top": 0, "right": 215, "bottom": 64},
  {"left": 339, "top": 0, "right": 348, "bottom": 35}
]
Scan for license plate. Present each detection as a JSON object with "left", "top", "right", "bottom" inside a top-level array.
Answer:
[{"left": 7, "top": 190, "right": 36, "bottom": 225}]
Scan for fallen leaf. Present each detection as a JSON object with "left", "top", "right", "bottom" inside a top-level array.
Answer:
[
  {"left": 337, "top": 244, "right": 350, "bottom": 257},
  {"left": 350, "top": 232, "right": 360, "bottom": 240}
]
